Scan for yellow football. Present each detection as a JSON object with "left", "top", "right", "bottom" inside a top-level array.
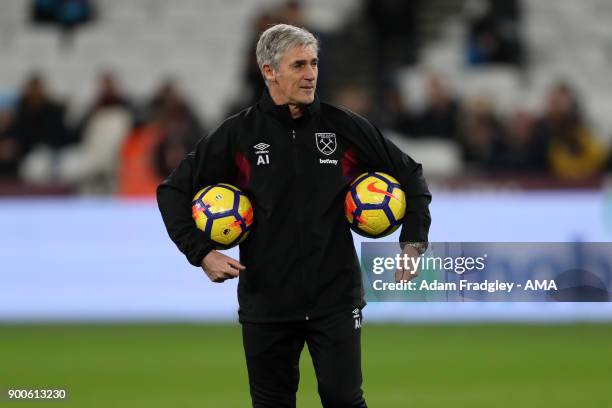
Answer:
[
  {"left": 192, "top": 183, "right": 253, "bottom": 249},
  {"left": 345, "top": 172, "right": 406, "bottom": 237}
]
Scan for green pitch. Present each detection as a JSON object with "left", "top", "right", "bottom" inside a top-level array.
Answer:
[{"left": 1, "top": 324, "right": 611, "bottom": 407}]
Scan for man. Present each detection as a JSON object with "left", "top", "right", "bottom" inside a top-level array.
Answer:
[{"left": 157, "top": 24, "right": 431, "bottom": 408}]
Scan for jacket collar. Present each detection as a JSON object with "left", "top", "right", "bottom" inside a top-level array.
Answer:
[{"left": 258, "top": 88, "right": 320, "bottom": 125}]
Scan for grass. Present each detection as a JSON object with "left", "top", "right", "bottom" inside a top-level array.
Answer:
[{"left": 1, "top": 324, "right": 611, "bottom": 407}]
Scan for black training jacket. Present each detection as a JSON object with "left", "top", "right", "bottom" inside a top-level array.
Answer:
[{"left": 157, "top": 90, "right": 431, "bottom": 323}]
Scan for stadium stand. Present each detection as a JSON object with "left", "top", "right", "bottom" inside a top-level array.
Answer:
[{"left": 0, "top": 0, "right": 610, "bottom": 194}]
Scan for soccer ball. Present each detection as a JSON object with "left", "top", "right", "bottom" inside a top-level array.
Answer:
[
  {"left": 344, "top": 172, "right": 406, "bottom": 238},
  {"left": 192, "top": 183, "right": 253, "bottom": 249}
]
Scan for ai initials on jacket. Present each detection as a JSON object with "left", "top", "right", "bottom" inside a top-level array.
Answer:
[{"left": 253, "top": 142, "right": 270, "bottom": 166}]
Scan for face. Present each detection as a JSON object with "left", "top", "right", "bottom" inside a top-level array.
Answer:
[{"left": 264, "top": 44, "right": 318, "bottom": 106}]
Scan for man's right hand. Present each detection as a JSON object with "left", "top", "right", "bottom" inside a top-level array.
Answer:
[{"left": 201, "top": 250, "right": 246, "bottom": 283}]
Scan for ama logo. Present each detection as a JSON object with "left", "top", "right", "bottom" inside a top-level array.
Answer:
[{"left": 254, "top": 142, "right": 270, "bottom": 166}]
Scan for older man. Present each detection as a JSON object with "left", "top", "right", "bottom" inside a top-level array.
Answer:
[{"left": 157, "top": 24, "right": 431, "bottom": 407}]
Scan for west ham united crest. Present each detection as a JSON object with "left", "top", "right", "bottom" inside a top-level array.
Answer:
[{"left": 315, "top": 133, "right": 337, "bottom": 155}]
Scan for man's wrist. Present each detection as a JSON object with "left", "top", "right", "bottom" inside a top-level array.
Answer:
[
  {"left": 200, "top": 249, "right": 217, "bottom": 266},
  {"left": 401, "top": 242, "right": 428, "bottom": 255}
]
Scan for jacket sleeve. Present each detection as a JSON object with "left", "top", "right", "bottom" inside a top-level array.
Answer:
[
  {"left": 156, "top": 121, "right": 237, "bottom": 266},
  {"left": 343, "top": 110, "right": 432, "bottom": 246}
]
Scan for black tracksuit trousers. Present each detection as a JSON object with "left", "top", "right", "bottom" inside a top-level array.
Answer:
[{"left": 241, "top": 308, "right": 367, "bottom": 408}]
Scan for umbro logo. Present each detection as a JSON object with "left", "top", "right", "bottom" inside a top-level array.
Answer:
[
  {"left": 254, "top": 143, "right": 269, "bottom": 151},
  {"left": 254, "top": 142, "right": 270, "bottom": 165}
]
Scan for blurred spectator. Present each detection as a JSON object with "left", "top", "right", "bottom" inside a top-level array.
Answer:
[
  {"left": 548, "top": 125, "right": 606, "bottom": 180},
  {"left": 459, "top": 96, "right": 505, "bottom": 170},
  {"left": 544, "top": 81, "right": 582, "bottom": 122},
  {"left": 147, "top": 80, "right": 204, "bottom": 134},
  {"left": 0, "top": 109, "right": 17, "bottom": 178},
  {"left": 365, "top": 0, "right": 419, "bottom": 69},
  {"left": 239, "top": 11, "right": 276, "bottom": 110},
  {"left": 115, "top": 80, "right": 205, "bottom": 196},
  {"left": 92, "top": 71, "right": 130, "bottom": 108},
  {"left": 116, "top": 122, "right": 165, "bottom": 197},
  {"left": 75, "top": 71, "right": 133, "bottom": 141},
  {"left": 494, "top": 109, "right": 545, "bottom": 171},
  {"left": 7, "top": 74, "right": 68, "bottom": 153},
  {"left": 147, "top": 80, "right": 204, "bottom": 178},
  {"left": 31, "top": 0, "right": 96, "bottom": 46},
  {"left": 535, "top": 82, "right": 607, "bottom": 180},
  {"left": 73, "top": 71, "right": 133, "bottom": 193},
  {"left": 277, "top": 0, "right": 303, "bottom": 26},
  {"left": 372, "top": 86, "right": 416, "bottom": 136},
  {"left": 332, "top": 84, "right": 372, "bottom": 117},
  {"left": 464, "top": 0, "right": 524, "bottom": 66},
  {"left": 413, "top": 74, "right": 461, "bottom": 139},
  {"left": 32, "top": 0, "right": 64, "bottom": 24},
  {"left": 4, "top": 74, "right": 69, "bottom": 183}
]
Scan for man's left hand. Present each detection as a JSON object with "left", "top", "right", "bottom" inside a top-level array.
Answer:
[{"left": 395, "top": 245, "right": 420, "bottom": 283}]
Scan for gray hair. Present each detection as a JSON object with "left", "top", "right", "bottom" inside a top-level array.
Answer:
[{"left": 256, "top": 24, "right": 318, "bottom": 75}]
